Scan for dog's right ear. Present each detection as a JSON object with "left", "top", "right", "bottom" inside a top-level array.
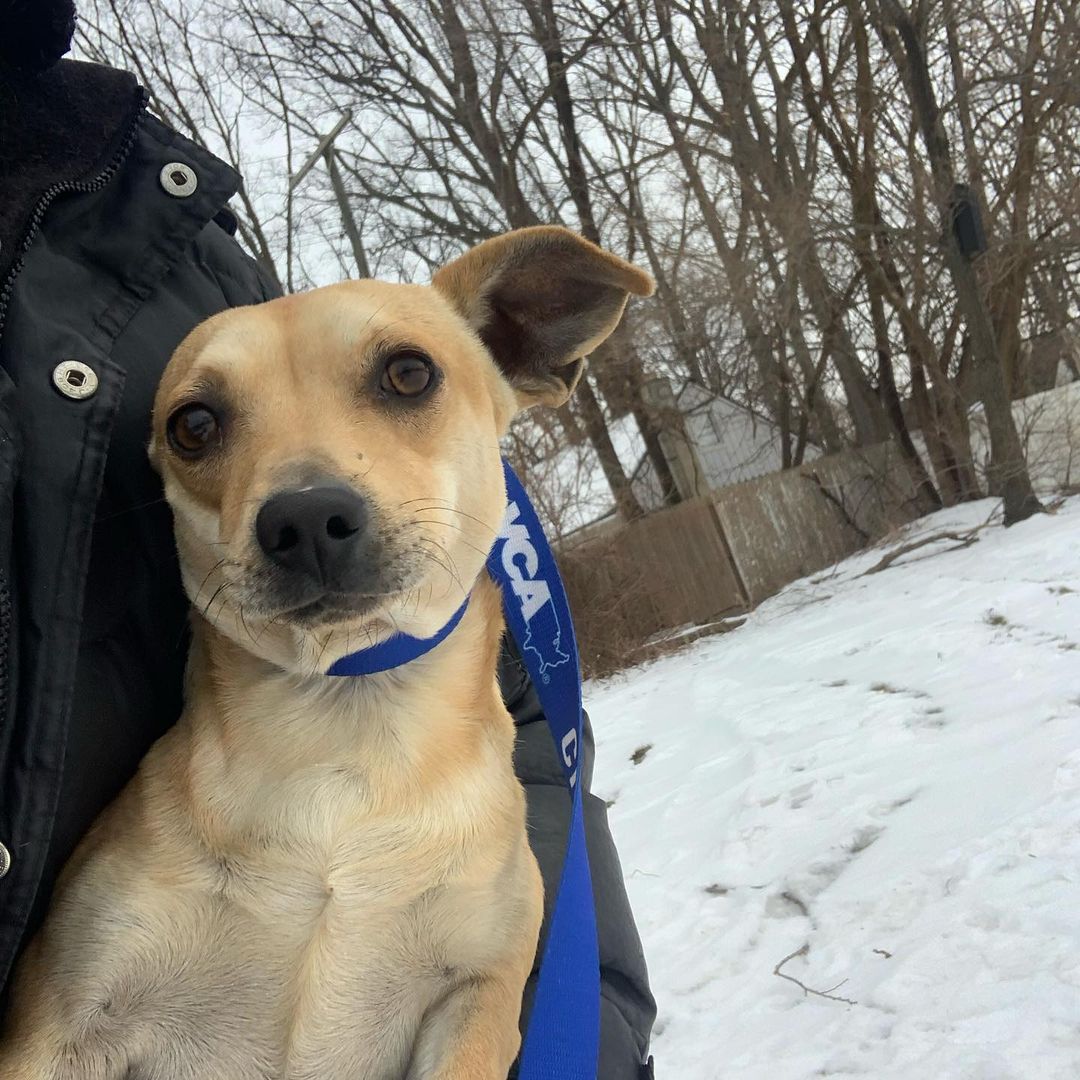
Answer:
[{"left": 432, "top": 226, "right": 654, "bottom": 408}]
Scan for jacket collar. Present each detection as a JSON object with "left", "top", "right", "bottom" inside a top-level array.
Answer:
[{"left": 0, "top": 60, "right": 146, "bottom": 285}]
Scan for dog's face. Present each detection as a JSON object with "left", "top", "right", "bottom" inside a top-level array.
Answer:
[{"left": 151, "top": 227, "right": 652, "bottom": 674}]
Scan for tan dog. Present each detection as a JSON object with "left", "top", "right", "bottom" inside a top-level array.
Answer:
[{"left": 0, "top": 226, "right": 653, "bottom": 1080}]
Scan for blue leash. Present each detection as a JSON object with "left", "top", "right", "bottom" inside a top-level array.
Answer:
[
  {"left": 489, "top": 460, "right": 600, "bottom": 1080},
  {"left": 328, "top": 459, "right": 599, "bottom": 1080}
]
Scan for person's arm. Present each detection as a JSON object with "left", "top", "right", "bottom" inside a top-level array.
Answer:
[{"left": 500, "top": 640, "right": 656, "bottom": 1079}]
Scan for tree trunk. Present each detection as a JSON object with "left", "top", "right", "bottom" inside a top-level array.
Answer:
[
  {"left": 526, "top": 0, "right": 666, "bottom": 501},
  {"left": 576, "top": 377, "right": 645, "bottom": 520},
  {"left": 324, "top": 147, "right": 371, "bottom": 279},
  {"left": 882, "top": 0, "right": 1042, "bottom": 524},
  {"left": 866, "top": 276, "right": 943, "bottom": 509}
]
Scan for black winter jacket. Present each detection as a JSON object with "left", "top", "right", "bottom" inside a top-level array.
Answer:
[{"left": 0, "top": 58, "right": 654, "bottom": 1077}]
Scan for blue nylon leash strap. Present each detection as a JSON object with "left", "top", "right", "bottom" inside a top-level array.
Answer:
[
  {"left": 489, "top": 460, "right": 600, "bottom": 1080},
  {"left": 327, "top": 459, "right": 600, "bottom": 1080}
]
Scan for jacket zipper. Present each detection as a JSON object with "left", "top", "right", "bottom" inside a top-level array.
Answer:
[
  {"left": 0, "top": 88, "right": 149, "bottom": 343},
  {"left": 0, "top": 87, "right": 148, "bottom": 758}
]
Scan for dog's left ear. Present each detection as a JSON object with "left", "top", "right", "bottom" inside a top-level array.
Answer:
[{"left": 432, "top": 225, "right": 655, "bottom": 408}]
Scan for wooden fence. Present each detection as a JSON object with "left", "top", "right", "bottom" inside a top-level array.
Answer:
[{"left": 559, "top": 442, "right": 928, "bottom": 675}]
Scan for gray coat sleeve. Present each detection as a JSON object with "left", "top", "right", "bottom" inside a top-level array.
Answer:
[{"left": 500, "top": 641, "right": 656, "bottom": 1079}]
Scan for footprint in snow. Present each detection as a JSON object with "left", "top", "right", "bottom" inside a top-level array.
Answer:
[
  {"left": 907, "top": 705, "right": 947, "bottom": 730},
  {"left": 769, "top": 824, "right": 887, "bottom": 910}
]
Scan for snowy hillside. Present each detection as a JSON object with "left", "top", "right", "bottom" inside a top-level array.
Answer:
[{"left": 587, "top": 495, "right": 1080, "bottom": 1079}]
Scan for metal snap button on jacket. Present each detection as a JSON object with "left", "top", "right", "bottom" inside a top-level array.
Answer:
[
  {"left": 0, "top": 841, "right": 11, "bottom": 880},
  {"left": 52, "top": 360, "right": 99, "bottom": 400},
  {"left": 159, "top": 161, "right": 198, "bottom": 197}
]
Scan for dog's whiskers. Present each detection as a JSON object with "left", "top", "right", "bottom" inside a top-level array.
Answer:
[
  {"left": 312, "top": 629, "right": 334, "bottom": 674},
  {"left": 400, "top": 499, "right": 498, "bottom": 537},
  {"left": 201, "top": 580, "right": 233, "bottom": 620},
  {"left": 94, "top": 495, "right": 170, "bottom": 522},
  {"left": 412, "top": 520, "right": 490, "bottom": 561},
  {"left": 237, "top": 604, "right": 258, "bottom": 646},
  {"left": 416, "top": 535, "right": 466, "bottom": 596},
  {"left": 417, "top": 551, "right": 461, "bottom": 601},
  {"left": 254, "top": 609, "right": 286, "bottom": 645},
  {"left": 191, "top": 558, "right": 229, "bottom": 611}
]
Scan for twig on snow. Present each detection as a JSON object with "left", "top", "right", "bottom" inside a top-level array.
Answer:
[
  {"left": 861, "top": 529, "right": 980, "bottom": 575},
  {"left": 773, "top": 944, "right": 858, "bottom": 1006}
]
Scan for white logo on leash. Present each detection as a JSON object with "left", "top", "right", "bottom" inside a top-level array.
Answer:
[{"left": 499, "top": 500, "right": 576, "bottom": 784}]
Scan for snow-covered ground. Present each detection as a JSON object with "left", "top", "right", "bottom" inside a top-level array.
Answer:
[{"left": 587, "top": 495, "right": 1080, "bottom": 1079}]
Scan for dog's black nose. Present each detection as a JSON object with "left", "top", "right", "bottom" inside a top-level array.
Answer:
[{"left": 255, "top": 486, "right": 368, "bottom": 586}]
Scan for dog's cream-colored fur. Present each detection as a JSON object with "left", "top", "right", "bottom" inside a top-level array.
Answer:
[{"left": 0, "top": 227, "right": 652, "bottom": 1080}]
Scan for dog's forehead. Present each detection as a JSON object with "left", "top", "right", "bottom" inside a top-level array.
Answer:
[
  {"left": 179, "top": 281, "right": 464, "bottom": 383},
  {"left": 279, "top": 280, "right": 458, "bottom": 348}
]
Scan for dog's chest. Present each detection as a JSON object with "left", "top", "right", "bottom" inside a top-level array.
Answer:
[
  {"left": 194, "top": 759, "right": 514, "bottom": 1075},
  {"left": 220, "top": 754, "right": 484, "bottom": 897}
]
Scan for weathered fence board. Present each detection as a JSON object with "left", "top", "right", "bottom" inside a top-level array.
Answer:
[{"left": 715, "top": 443, "right": 923, "bottom": 601}]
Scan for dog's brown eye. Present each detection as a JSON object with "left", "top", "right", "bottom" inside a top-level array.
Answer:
[
  {"left": 381, "top": 352, "right": 434, "bottom": 397},
  {"left": 167, "top": 403, "right": 221, "bottom": 456}
]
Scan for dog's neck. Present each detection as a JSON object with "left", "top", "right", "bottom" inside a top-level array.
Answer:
[{"left": 181, "top": 576, "right": 512, "bottom": 819}]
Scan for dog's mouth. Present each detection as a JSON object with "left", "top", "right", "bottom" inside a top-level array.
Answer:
[{"left": 271, "top": 588, "right": 404, "bottom": 630}]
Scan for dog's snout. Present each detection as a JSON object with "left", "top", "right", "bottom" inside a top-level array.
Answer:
[{"left": 255, "top": 486, "right": 368, "bottom": 585}]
